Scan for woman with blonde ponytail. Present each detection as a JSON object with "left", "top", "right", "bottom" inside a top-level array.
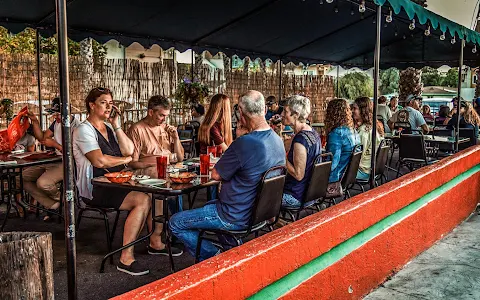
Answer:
[{"left": 198, "top": 94, "right": 233, "bottom": 154}]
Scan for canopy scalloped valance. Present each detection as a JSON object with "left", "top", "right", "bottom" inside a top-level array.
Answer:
[{"left": 374, "top": 0, "right": 480, "bottom": 45}]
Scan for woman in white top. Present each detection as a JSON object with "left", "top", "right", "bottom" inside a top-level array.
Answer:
[
  {"left": 352, "top": 97, "right": 384, "bottom": 181},
  {"left": 73, "top": 87, "right": 180, "bottom": 276}
]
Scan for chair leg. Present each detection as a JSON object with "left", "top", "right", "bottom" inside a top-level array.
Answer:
[
  {"left": 110, "top": 210, "right": 120, "bottom": 242},
  {"left": 360, "top": 185, "right": 365, "bottom": 193},
  {"left": 194, "top": 231, "right": 204, "bottom": 264},
  {"left": 76, "top": 209, "right": 84, "bottom": 232},
  {"left": 1, "top": 202, "right": 12, "bottom": 231},
  {"left": 102, "top": 212, "right": 114, "bottom": 265}
]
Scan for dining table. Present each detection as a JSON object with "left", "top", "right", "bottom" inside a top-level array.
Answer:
[
  {"left": 92, "top": 161, "right": 220, "bottom": 273},
  {"left": 384, "top": 133, "right": 470, "bottom": 145},
  {"left": 0, "top": 151, "right": 62, "bottom": 229}
]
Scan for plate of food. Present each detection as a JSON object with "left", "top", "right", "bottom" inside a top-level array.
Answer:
[
  {"left": 138, "top": 179, "right": 167, "bottom": 186},
  {"left": 173, "top": 162, "right": 188, "bottom": 171},
  {"left": 132, "top": 175, "right": 151, "bottom": 181},
  {"left": 105, "top": 171, "right": 133, "bottom": 183},
  {"left": 169, "top": 172, "right": 197, "bottom": 183}
]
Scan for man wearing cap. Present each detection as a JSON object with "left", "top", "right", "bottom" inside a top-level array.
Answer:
[
  {"left": 388, "top": 95, "right": 429, "bottom": 134},
  {"left": 265, "top": 96, "right": 283, "bottom": 121},
  {"left": 23, "top": 97, "right": 80, "bottom": 212}
]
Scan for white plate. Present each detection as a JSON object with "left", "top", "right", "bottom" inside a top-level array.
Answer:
[
  {"left": 132, "top": 175, "right": 150, "bottom": 181},
  {"left": 138, "top": 179, "right": 167, "bottom": 186}
]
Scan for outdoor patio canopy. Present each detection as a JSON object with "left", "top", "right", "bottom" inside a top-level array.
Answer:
[{"left": 1, "top": 0, "right": 480, "bottom": 69}]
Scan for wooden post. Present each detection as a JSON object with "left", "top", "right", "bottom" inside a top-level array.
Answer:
[{"left": 0, "top": 232, "right": 54, "bottom": 300}]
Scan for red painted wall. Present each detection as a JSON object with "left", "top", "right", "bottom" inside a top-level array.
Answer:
[{"left": 113, "top": 146, "right": 480, "bottom": 300}]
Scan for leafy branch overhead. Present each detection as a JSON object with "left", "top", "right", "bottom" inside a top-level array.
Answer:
[{"left": 0, "top": 27, "right": 107, "bottom": 61}]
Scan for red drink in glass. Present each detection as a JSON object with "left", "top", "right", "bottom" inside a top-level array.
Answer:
[
  {"left": 156, "top": 155, "right": 168, "bottom": 179},
  {"left": 207, "top": 146, "right": 217, "bottom": 157},
  {"left": 216, "top": 145, "right": 222, "bottom": 157},
  {"left": 200, "top": 154, "right": 210, "bottom": 175}
]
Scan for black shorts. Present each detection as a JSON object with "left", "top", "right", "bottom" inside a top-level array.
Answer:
[{"left": 88, "top": 186, "right": 130, "bottom": 209}]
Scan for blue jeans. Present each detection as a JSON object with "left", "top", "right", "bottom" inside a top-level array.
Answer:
[
  {"left": 356, "top": 169, "right": 370, "bottom": 180},
  {"left": 169, "top": 201, "right": 246, "bottom": 261},
  {"left": 282, "top": 193, "right": 301, "bottom": 208}
]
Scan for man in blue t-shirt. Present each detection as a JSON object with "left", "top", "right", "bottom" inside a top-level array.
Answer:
[{"left": 170, "top": 90, "right": 286, "bottom": 261}]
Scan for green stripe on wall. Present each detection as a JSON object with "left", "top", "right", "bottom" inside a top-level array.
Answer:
[{"left": 249, "top": 164, "right": 480, "bottom": 300}]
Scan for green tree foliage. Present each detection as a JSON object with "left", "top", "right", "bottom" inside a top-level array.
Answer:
[
  {"left": 0, "top": 27, "right": 106, "bottom": 60},
  {"left": 338, "top": 72, "right": 373, "bottom": 100},
  {"left": 442, "top": 68, "right": 459, "bottom": 88},
  {"left": 380, "top": 68, "right": 399, "bottom": 94},
  {"left": 421, "top": 66, "right": 442, "bottom": 86}
]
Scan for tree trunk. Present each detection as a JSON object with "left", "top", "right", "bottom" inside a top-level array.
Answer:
[{"left": 0, "top": 232, "right": 54, "bottom": 300}]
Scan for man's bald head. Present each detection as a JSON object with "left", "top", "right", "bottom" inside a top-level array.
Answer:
[{"left": 239, "top": 90, "right": 265, "bottom": 117}]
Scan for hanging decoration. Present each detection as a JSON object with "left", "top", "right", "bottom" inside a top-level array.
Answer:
[
  {"left": 440, "top": 33, "right": 446, "bottom": 41},
  {"left": 473, "top": 45, "right": 477, "bottom": 54},
  {"left": 326, "top": 0, "right": 333, "bottom": 3},
  {"left": 359, "top": 0, "right": 366, "bottom": 13},
  {"left": 424, "top": 25, "right": 430, "bottom": 36},
  {"left": 386, "top": 9, "right": 393, "bottom": 23},
  {"left": 451, "top": 36, "right": 456, "bottom": 44},
  {"left": 409, "top": 19, "right": 415, "bottom": 30},
  {"left": 174, "top": 78, "right": 210, "bottom": 105}
]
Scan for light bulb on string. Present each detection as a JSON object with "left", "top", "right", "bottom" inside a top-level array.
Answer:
[
  {"left": 451, "top": 36, "right": 456, "bottom": 44},
  {"left": 326, "top": 0, "right": 334, "bottom": 3},
  {"left": 409, "top": 19, "right": 416, "bottom": 30},
  {"left": 386, "top": 9, "right": 393, "bottom": 23},
  {"left": 424, "top": 26, "right": 431, "bottom": 36},
  {"left": 394, "top": 30, "right": 398, "bottom": 37},
  {"left": 440, "top": 33, "right": 445, "bottom": 41},
  {"left": 473, "top": 45, "right": 477, "bottom": 54},
  {"left": 334, "top": 6, "right": 339, "bottom": 13},
  {"left": 319, "top": 0, "right": 323, "bottom": 4},
  {"left": 350, "top": 9, "right": 354, "bottom": 15},
  {"left": 359, "top": 0, "right": 366, "bottom": 13}
]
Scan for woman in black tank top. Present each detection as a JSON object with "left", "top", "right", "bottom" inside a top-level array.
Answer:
[{"left": 79, "top": 88, "right": 179, "bottom": 276}]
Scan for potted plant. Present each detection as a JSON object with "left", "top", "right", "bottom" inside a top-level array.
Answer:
[{"left": 174, "top": 78, "right": 210, "bottom": 106}]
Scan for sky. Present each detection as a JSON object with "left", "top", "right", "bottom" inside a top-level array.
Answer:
[{"left": 426, "top": 0, "right": 479, "bottom": 29}]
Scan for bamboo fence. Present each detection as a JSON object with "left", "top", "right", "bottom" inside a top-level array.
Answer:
[{"left": 0, "top": 54, "right": 334, "bottom": 127}]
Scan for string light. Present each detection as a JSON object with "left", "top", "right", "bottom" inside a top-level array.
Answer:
[
  {"left": 473, "top": 45, "right": 477, "bottom": 54},
  {"left": 351, "top": 8, "right": 354, "bottom": 15},
  {"left": 386, "top": 9, "right": 393, "bottom": 23},
  {"left": 409, "top": 19, "right": 416, "bottom": 30},
  {"left": 451, "top": 36, "right": 456, "bottom": 44},
  {"left": 319, "top": 0, "right": 323, "bottom": 4},
  {"left": 424, "top": 26, "right": 431, "bottom": 36},
  {"left": 440, "top": 33, "right": 446, "bottom": 41},
  {"left": 334, "top": 5, "right": 339, "bottom": 13},
  {"left": 359, "top": 0, "right": 366, "bottom": 13},
  {"left": 326, "top": 0, "right": 334, "bottom": 3}
]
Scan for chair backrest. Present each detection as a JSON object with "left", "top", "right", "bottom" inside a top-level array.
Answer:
[
  {"left": 459, "top": 128, "right": 476, "bottom": 150},
  {"left": 375, "top": 139, "right": 390, "bottom": 176},
  {"left": 432, "top": 128, "right": 453, "bottom": 137},
  {"left": 303, "top": 153, "right": 332, "bottom": 205},
  {"left": 341, "top": 145, "right": 363, "bottom": 189},
  {"left": 398, "top": 133, "right": 426, "bottom": 161},
  {"left": 177, "top": 124, "right": 195, "bottom": 139},
  {"left": 249, "top": 166, "right": 286, "bottom": 228}
]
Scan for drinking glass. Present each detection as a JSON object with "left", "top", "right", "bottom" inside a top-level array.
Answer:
[
  {"left": 216, "top": 145, "right": 223, "bottom": 157},
  {"left": 199, "top": 154, "right": 210, "bottom": 176},
  {"left": 156, "top": 155, "right": 168, "bottom": 179},
  {"left": 207, "top": 146, "right": 217, "bottom": 158}
]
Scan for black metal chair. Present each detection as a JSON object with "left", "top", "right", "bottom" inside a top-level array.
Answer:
[
  {"left": 194, "top": 166, "right": 286, "bottom": 263},
  {"left": 178, "top": 124, "right": 196, "bottom": 158},
  {"left": 393, "top": 121, "right": 412, "bottom": 134},
  {"left": 340, "top": 145, "right": 363, "bottom": 200},
  {"left": 459, "top": 128, "right": 476, "bottom": 151},
  {"left": 280, "top": 153, "right": 332, "bottom": 222},
  {"left": 354, "top": 139, "right": 391, "bottom": 192},
  {"left": 0, "top": 167, "right": 24, "bottom": 231},
  {"left": 74, "top": 165, "right": 122, "bottom": 264},
  {"left": 396, "top": 133, "right": 437, "bottom": 177},
  {"left": 432, "top": 127, "right": 454, "bottom": 156}
]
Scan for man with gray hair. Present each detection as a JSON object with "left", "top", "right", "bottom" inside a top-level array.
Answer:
[{"left": 170, "top": 90, "right": 286, "bottom": 261}]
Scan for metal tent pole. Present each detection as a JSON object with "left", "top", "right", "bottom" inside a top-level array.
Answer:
[
  {"left": 35, "top": 29, "right": 43, "bottom": 130},
  {"left": 370, "top": 5, "right": 382, "bottom": 189},
  {"left": 278, "top": 60, "right": 283, "bottom": 100},
  {"left": 336, "top": 66, "right": 340, "bottom": 97},
  {"left": 55, "top": 0, "right": 77, "bottom": 299},
  {"left": 456, "top": 40, "right": 465, "bottom": 152},
  {"left": 191, "top": 50, "right": 194, "bottom": 80}
]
